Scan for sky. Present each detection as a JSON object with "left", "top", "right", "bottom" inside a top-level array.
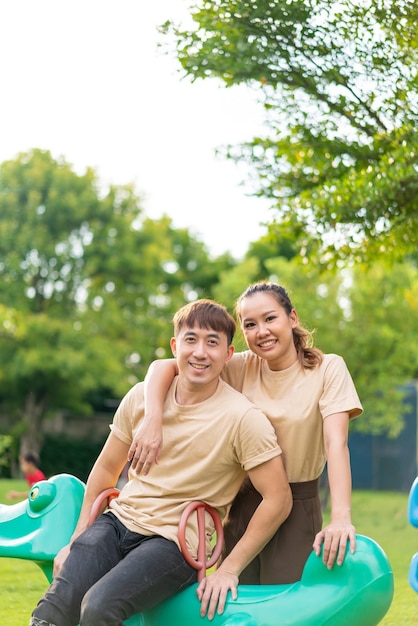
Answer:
[{"left": 0, "top": 1, "right": 273, "bottom": 259}]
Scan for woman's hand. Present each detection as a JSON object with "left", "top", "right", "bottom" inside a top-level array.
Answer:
[
  {"left": 128, "top": 419, "right": 163, "bottom": 475},
  {"left": 313, "top": 519, "right": 356, "bottom": 569}
]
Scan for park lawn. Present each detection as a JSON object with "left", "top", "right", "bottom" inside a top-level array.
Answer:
[
  {"left": 343, "top": 490, "right": 417, "bottom": 626},
  {"left": 0, "top": 480, "right": 49, "bottom": 625},
  {"left": 0, "top": 480, "right": 416, "bottom": 625}
]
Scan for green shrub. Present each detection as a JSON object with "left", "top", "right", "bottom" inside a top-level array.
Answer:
[
  {"left": 40, "top": 434, "right": 105, "bottom": 482},
  {"left": 0, "top": 434, "right": 15, "bottom": 479}
]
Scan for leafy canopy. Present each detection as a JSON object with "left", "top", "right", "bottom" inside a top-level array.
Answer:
[
  {"left": 162, "top": 0, "right": 418, "bottom": 263},
  {"left": 0, "top": 149, "right": 231, "bottom": 451}
]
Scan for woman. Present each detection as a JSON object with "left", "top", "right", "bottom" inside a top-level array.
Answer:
[{"left": 129, "top": 281, "right": 362, "bottom": 584}]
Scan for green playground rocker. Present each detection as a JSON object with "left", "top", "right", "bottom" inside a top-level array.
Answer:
[
  {"left": 0, "top": 474, "right": 393, "bottom": 626},
  {"left": 0, "top": 474, "right": 394, "bottom": 626}
]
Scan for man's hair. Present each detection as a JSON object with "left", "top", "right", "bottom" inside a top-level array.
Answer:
[{"left": 173, "top": 299, "right": 236, "bottom": 345}]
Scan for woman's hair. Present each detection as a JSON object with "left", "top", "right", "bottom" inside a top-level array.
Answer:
[
  {"left": 235, "top": 281, "right": 323, "bottom": 370},
  {"left": 173, "top": 299, "right": 236, "bottom": 346}
]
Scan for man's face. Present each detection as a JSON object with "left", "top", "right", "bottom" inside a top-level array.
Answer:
[{"left": 170, "top": 325, "right": 234, "bottom": 388}]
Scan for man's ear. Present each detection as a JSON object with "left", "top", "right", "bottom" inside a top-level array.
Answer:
[
  {"left": 170, "top": 337, "right": 177, "bottom": 357},
  {"left": 225, "top": 344, "right": 234, "bottom": 364}
]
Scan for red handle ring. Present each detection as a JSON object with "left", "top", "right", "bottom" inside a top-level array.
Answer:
[
  {"left": 88, "top": 488, "right": 120, "bottom": 526},
  {"left": 178, "top": 501, "right": 224, "bottom": 582}
]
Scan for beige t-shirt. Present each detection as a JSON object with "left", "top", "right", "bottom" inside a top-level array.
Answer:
[
  {"left": 221, "top": 352, "right": 363, "bottom": 483},
  {"left": 109, "top": 377, "right": 281, "bottom": 556}
]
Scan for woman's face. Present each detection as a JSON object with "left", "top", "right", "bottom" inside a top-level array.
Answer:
[{"left": 238, "top": 292, "right": 298, "bottom": 371}]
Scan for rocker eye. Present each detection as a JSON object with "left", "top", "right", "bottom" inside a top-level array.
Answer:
[{"left": 28, "top": 482, "right": 56, "bottom": 512}]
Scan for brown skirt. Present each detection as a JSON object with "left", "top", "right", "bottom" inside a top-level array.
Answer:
[{"left": 223, "top": 477, "right": 322, "bottom": 584}]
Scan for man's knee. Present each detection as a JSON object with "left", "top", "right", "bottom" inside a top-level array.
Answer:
[{"left": 80, "top": 588, "right": 120, "bottom": 625}]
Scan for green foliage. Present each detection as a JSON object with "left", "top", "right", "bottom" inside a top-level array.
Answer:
[
  {"left": 163, "top": 0, "right": 418, "bottom": 263},
  {"left": 0, "top": 435, "right": 14, "bottom": 478},
  {"left": 335, "top": 261, "right": 418, "bottom": 435},
  {"left": 40, "top": 435, "right": 104, "bottom": 482},
  {"left": 0, "top": 149, "right": 233, "bottom": 453}
]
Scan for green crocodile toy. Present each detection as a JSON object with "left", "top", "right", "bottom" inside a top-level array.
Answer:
[{"left": 0, "top": 474, "right": 394, "bottom": 625}]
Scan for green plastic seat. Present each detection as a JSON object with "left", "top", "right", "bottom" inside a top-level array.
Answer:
[{"left": 0, "top": 474, "right": 394, "bottom": 625}]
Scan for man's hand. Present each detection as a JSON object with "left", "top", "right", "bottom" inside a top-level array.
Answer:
[
  {"left": 53, "top": 544, "right": 71, "bottom": 577},
  {"left": 313, "top": 520, "right": 356, "bottom": 569},
  {"left": 128, "top": 420, "right": 162, "bottom": 475},
  {"left": 196, "top": 569, "right": 238, "bottom": 621}
]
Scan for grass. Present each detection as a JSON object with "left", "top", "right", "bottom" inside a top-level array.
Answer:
[
  {"left": 337, "top": 490, "right": 417, "bottom": 626},
  {"left": 0, "top": 480, "right": 48, "bottom": 625},
  {"left": 0, "top": 480, "right": 417, "bottom": 625}
]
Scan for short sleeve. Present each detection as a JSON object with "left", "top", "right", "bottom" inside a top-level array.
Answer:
[
  {"left": 233, "top": 406, "right": 282, "bottom": 472},
  {"left": 319, "top": 355, "right": 363, "bottom": 420}
]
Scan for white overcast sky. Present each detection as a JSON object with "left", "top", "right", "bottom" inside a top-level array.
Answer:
[{"left": 0, "top": 0, "right": 273, "bottom": 258}]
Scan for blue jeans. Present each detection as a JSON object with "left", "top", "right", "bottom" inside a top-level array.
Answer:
[{"left": 31, "top": 512, "right": 197, "bottom": 626}]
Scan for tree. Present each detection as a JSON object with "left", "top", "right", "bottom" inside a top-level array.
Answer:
[
  {"left": 213, "top": 254, "right": 418, "bottom": 436},
  {"left": 162, "top": 0, "right": 418, "bottom": 263},
  {"left": 0, "top": 149, "right": 230, "bottom": 453},
  {"left": 330, "top": 260, "right": 418, "bottom": 435}
]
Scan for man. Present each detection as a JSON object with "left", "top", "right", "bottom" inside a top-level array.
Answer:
[{"left": 30, "top": 299, "right": 292, "bottom": 626}]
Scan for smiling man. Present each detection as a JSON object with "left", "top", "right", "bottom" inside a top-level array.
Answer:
[{"left": 30, "top": 299, "right": 292, "bottom": 626}]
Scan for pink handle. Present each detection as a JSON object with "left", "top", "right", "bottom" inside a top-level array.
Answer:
[
  {"left": 178, "top": 501, "right": 224, "bottom": 582},
  {"left": 88, "top": 488, "right": 120, "bottom": 526}
]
